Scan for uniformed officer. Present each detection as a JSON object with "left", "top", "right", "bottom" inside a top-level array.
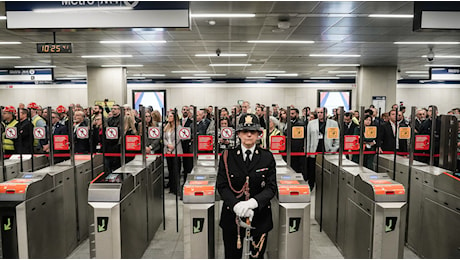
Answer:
[
  {"left": 217, "top": 113, "right": 277, "bottom": 259},
  {"left": 2, "top": 106, "right": 18, "bottom": 154}
]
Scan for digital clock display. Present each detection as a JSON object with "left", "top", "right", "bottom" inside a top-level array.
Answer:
[{"left": 36, "top": 43, "right": 72, "bottom": 53}]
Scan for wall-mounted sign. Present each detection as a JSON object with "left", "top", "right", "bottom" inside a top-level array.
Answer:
[
  {"left": 0, "top": 69, "right": 53, "bottom": 82},
  {"left": 6, "top": 1, "right": 190, "bottom": 29}
]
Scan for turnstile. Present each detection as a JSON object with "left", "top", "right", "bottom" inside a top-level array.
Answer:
[
  {"left": 0, "top": 154, "right": 49, "bottom": 182},
  {"left": 125, "top": 155, "right": 163, "bottom": 241},
  {"left": 0, "top": 172, "right": 66, "bottom": 258},
  {"left": 183, "top": 174, "right": 216, "bottom": 259},
  {"left": 343, "top": 171, "right": 406, "bottom": 258},
  {"left": 57, "top": 154, "right": 104, "bottom": 243},
  {"left": 376, "top": 154, "right": 427, "bottom": 188},
  {"left": 407, "top": 165, "right": 460, "bottom": 258},
  {"left": 88, "top": 165, "right": 148, "bottom": 259},
  {"left": 315, "top": 154, "right": 359, "bottom": 243},
  {"left": 32, "top": 165, "right": 76, "bottom": 255},
  {"left": 269, "top": 170, "right": 310, "bottom": 259}
]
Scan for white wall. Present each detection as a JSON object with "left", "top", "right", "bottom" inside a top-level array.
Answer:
[{"left": 1, "top": 82, "right": 459, "bottom": 114}]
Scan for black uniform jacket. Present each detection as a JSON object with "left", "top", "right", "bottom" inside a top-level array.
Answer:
[{"left": 217, "top": 145, "right": 277, "bottom": 235}]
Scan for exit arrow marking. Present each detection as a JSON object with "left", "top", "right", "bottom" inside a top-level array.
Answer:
[
  {"left": 289, "top": 219, "right": 297, "bottom": 233},
  {"left": 4, "top": 218, "right": 11, "bottom": 231},
  {"left": 98, "top": 219, "right": 106, "bottom": 232},
  {"left": 385, "top": 219, "right": 392, "bottom": 232},
  {"left": 193, "top": 220, "right": 201, "bottom": 233}
]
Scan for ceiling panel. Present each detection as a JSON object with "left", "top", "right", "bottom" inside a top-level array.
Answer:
[{"left": 0, "top": 1, "right": 459, "bottom": 80}]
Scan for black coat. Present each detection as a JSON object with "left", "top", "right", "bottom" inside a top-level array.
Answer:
[
  {"left": 196, "top": 118, "right": 210, "bottom": 135},
  {"left": 217, "top": 145, "right": 277, "bottom": 235},
  {"left": 284, "top": 118, "right": 305, "bottom": 152},
  {"left": 378, "top": 121, "right": 408, "bottom": 152},
  {"left": 73, "top": 121, "right": 90, "bottom": 154},
  {"left": 14, "top": 119, "right": 33, "bottom": 154}
]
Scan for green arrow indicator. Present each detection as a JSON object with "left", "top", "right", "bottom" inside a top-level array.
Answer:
[
  {"left": 3, "top": 218, "right": 11, "bottom": 231},
  {"left": 193, "top": 220, "right": 201, "bottom": 234},
  {"left": 385, "top": 219, "right": 392, "bottom": 232},
  {"left": 289, "top": 220, "right": 297, "bottom": 233},
  {"left": 98, "top": 219, "right": 106, "bottom": 232}
]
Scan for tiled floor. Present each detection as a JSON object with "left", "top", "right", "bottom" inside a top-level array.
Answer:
[{"left": 67, "top": 180, "right": 420, "bottom": 259}]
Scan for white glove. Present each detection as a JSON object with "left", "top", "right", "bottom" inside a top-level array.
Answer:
[
  {"left": 233, "top": 198, "right": 258, "bottom": 217},
  {"left": 247, "top": 209, "right": 254, "bottom": 221}
]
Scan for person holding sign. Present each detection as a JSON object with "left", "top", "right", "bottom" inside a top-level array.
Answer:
[
  {"left": 217, "top": 113, "right": 277, "bottom": 259},
  {"left": 306, "top": 107, "right": 340, "bottom": 190}
]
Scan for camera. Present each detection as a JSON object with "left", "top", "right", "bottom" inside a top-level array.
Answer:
[
  {"left": 427, "top": 49, "right": 434, "bottom": 62},
  {"left": 216, "top": 48, "right": 221, "bottom": 57}
]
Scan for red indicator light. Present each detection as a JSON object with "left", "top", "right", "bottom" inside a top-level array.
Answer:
[
  {"left": 195, "top": 192, "right": 204, "bottom": 196},
  {"left": 290, "top": 191, "right": 299, "bottom": 196}
]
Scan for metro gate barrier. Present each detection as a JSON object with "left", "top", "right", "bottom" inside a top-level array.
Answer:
[
  {"left": 268, "top": 167, "right": 310, "bottom": 259},
  {"left": 183, "top": 174, "right": 216, "bottom": 259},
  {"left": 88, "top": 165, "right": 148, "bottom": 259},
  {"left": 0, "top": 154, "right": 49, "bottom": 182},
  {"left": 407, "top": 165, "right": 460, "bottom": 258},
  {"left": 124, "top": 154, "right": 163, "bottom": 241},
  {"left": 375, "top": 154, "right": 427, "bottom": 188},
  {"left": 0, "top": 172, "right": 67, "bottom": 258}
]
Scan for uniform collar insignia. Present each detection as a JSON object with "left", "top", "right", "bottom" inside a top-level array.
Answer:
[
  {"left": 237, "top": 150, "right": 241, "bottom": 155},
  {"left": 255, "top": 150, "right": 259, "bottom": 155}
]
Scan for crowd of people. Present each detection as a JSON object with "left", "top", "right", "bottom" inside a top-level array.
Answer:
[{"left": 2, "top": 101, "right": 460, "bottom": 191}]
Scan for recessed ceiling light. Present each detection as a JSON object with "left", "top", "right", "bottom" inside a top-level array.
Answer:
[
  {"left": 194, "top": 74, "right": 227, "bottom": 77},
  {"left": 421, "top": 55, "right": 460, "bottom": 59},
  {"left": 245, "top": 76, "right": 276, "bottom": 79},
  {"left": 127, "top": 76, "right": 146, "bottom": 80},
  {"left": 100, "top": 40, "right": 167, "bottom": 44},
  {"left": 369, "top": 14, "right": 413, "bottom": 18},
  {"left": 310, "top": 77, "right": 340, "bottom": 79},
  {"left": 407, "top": 75, "right": 429, "bottom": 77},
  {"left": 318, "top": 64, "right": 360, "bottom": 67},
  {"left": 171, "top": 71, "right": 207, "bottom": 73},
  {"left": 209, "top": 64, "right": 252, "bottom": 67},
  {"left": 195, "top": 53, "right": 247, "bottom": 57},
  {"left": 310, "top": 54, "right": 361, "bottom": 57},
  {"left": 265, "top": 73, "right": 298, "bottom": 77},
  {"left": 248, "top": 40, "right": 314, "bottom": 44},
  {"left": 0, "top": 16, "right": 6, "bottom": 20},
  {"left": 15, "top": 65, "right": 56, "bottom": 68},
  {"left": 336, "top": 74, "right": 356, "bottom": 77},
  {"left": 405, "top": 71, "right": 428, "bottom": 74},
  {"left": 0, "top": 56, "right": 21, "bottom": 59},
  {"left": 55, "top": 77, "right": 87, "bottom": 80},
  {"left": 328, "top": 71, "right": 356, "bottom": 73},
  {"left": 133, "top": 74, "right": 166, "bottom": 77},
  {"left": 101, "top": 64, "right": 143, "bottom": 67},
  {"left": 250, "top": 71, "right": 286, "bottom": 73},
  {"left": 181, "top": 76, "right": 211, "bottom": 79},
  {"left": 394, "top": 42, "right": 460, "bottom": 45},
  {"left": 0, "top": 42, "right": 22, "bottom": 45},
  {"left": 82, "top": 55, "right": 133, "bottom": 58},
  {"left": 191, "top": 13, "right": 255, "bottom": 18},
  {"left": 424, "top": 64, "right": 460, "bottom": 67}
]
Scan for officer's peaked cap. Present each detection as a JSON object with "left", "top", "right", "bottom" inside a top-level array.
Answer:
[{"left": 236, "top": 113, "right": 262, "bottom": 133}]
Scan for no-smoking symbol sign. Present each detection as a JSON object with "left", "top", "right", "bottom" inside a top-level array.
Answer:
[
  {"left": 148, "top": 127, "right": 160, "bottom": 139},
  {"left": 179, "top": 127, "right": 191, "bottom": 140},
  {"left": 76, "top": 127, "right": 89, "bottom": 139},
  {"left": 221, "top": 127, "right": 234, "bottom": 139},
  {"left": 106, "top": 127, "right": 119, "bottom": 139},
  {"left": 5, "top": 127, "right": 17, "bottom": 139},
  {"left": 33, "top": 127, "right": 46, "bottom": 140}
]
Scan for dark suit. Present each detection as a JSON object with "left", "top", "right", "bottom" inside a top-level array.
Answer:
[
  {"left": 181, "top": 117, "right": 193, "bottom": 179},
  {"left": 196, "top": 118, "right": 210, "bottom": 135},
  {"left": 217, "top": 145, "right": 277, "bottom": 259},
  {"left": 14, "top": 119, "right": 33, "bottom": 154},
  {"left": 283, "top": 117, "right": 305, "bottom": 177},
  {"left": 73, "top": 121, "right": 90, "bottom": 154},
  {"left": 378, "top": 121, "right": 408, "bottom": 153}
]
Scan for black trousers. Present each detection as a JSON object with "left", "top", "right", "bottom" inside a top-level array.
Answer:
[
  {"left": 306, "top": 157, "right": 317, "bottom": 189},
  {"left": 222, "top": 225, "right": 268, "bottom": 259},
  {"left": 166, "top": 156, "right": 181, "bottom": 194}
]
